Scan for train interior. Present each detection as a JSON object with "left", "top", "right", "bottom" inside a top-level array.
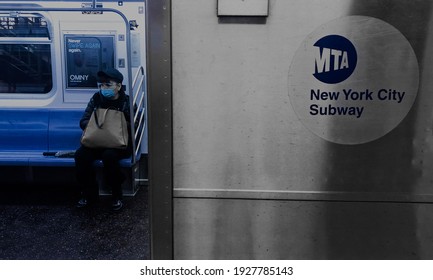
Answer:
[{"left": 0, "top": 1, "right": 148, "bottom": 196}]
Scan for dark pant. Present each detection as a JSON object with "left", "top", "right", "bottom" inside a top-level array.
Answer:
[{"left": 75, "top": 145, "right": 131, "bottom": 200}]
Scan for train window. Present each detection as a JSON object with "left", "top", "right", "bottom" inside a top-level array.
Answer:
[
  {"left": 0, "top": 44, "right": 52, "bottom": 93},
  {"left": 0, "top": 15, "right": 52, "bottom": 94},
  {"left": 64, "top": 35, "right": 115, "bottom": 89}
]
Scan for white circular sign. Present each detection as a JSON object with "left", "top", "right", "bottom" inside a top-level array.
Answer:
[{"left": 288, "top": 16, "right": 419, "bottom": 144}]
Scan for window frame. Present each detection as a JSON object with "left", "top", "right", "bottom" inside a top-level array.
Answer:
[{"left": 0, "top": 13, "right": 54, "bottom": 96}]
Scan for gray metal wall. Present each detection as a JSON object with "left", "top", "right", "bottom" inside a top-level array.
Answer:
[{"left": 171, "top": 0, "right": 433, "bottom": 259}]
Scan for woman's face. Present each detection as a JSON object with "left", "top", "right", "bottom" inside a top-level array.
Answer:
[{"left": 98, "top": 79, "right": 121, "bottom": 99}]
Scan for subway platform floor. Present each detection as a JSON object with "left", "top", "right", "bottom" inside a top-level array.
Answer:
[{"left": 0, "top": 183, "right": 149, "bottom": 260}]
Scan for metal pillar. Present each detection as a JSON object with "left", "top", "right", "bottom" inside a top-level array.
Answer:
[{"left": 147, "top": 0, "right": 173, "bottom": 259}]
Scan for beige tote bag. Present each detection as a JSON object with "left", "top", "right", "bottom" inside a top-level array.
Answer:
[{"left": 81, "top": 108, "right": 129, "bottom": 149}]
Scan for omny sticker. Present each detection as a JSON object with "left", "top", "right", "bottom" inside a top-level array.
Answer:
[{"left": 288, "top": 16, "right": 419, "bottom": 144}]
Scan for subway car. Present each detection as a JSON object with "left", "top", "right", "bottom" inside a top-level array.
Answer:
[
  {"left": 3, "top": 0, "right": 433, "bottom": 260},
  {"left": 151, "top": 0, "right": 433, "bottom": 259},
  {"left": 0, "top": 0, "right": 148, "bottom": 195}
]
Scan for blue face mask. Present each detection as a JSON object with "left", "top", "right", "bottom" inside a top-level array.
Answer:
[{"left": 100, "top": 88, "right": 115, "bottom": 99}]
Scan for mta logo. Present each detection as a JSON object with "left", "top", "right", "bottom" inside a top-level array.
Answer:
[{"left": 313, "top": 35, "right": 357, "bottom": 84}]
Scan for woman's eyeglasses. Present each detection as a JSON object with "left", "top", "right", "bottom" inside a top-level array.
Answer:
[{"left": 97, "top": 82, "right": 117, "bottom": 88}]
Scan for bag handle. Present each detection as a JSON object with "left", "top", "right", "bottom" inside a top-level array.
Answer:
[{"left": 94, "top": 108, "right": 110, "bottom": 129}]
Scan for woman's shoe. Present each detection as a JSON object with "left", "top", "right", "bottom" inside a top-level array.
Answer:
[
  {"left": 112, "top": 199, "right": 123, "bottom": 211},
  {"left": 76, "top": 197, "right": 88, "bottom": 208}
]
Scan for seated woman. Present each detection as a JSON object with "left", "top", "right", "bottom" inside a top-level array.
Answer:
[{"left": 75, "top": 68, "right": 133, "bottom": 211}]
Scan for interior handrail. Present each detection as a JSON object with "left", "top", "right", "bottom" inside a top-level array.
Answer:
[
  {"left": 134, "top": 111, "right": 146, "bottom": 156},
  {"left": 132, "top": 65, "right": 145, "bottom": 104},
  {"left": 130, "top": 65, "right": 147, "bottom": 162},
  {"left": 134, "top": 80, "right": 146, "bottom": 124}
]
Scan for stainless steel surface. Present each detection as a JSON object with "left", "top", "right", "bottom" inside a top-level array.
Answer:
[
  {"left": 173, "top": 0, "right": 433, "bottom": 199},
  {"left": 170, "top": 0, "right": 433, "bottom": 259},
  {"left": 174, "top": 198, "right": 433, "bottom": 259}
]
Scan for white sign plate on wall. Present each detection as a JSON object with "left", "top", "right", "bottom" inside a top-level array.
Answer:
[{"left": 217, "top": 0, "right": 269, "bottom": 16}]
